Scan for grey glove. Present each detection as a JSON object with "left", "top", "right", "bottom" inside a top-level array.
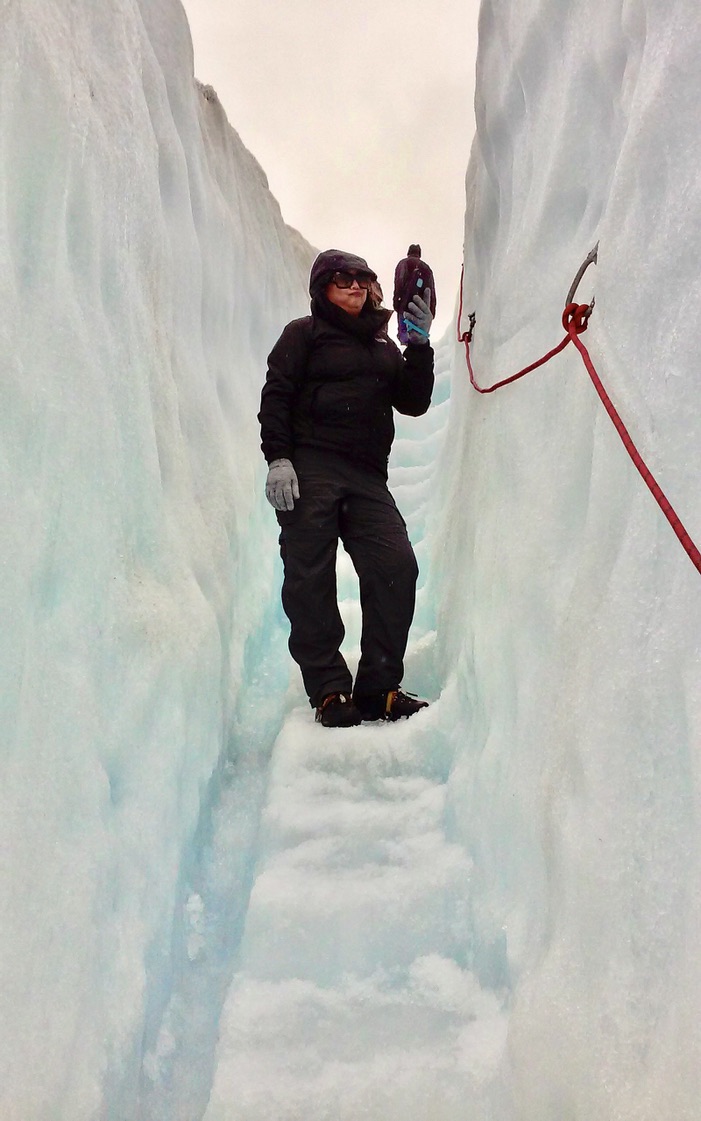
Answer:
[
  {"left": 265, "top": 458, "right": 300, "bottom": 511},
  {"left": 404, "top": 290, "right": 433, "bottom": 343}
]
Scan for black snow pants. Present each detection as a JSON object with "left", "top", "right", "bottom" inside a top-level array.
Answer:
[{"left": 276, "top": 449, "right": 419, "bottom": 708}]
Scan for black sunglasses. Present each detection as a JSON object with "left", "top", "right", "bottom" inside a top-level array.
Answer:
[{"left": 331, "top": 271, "right": 373, "bottom": 290}]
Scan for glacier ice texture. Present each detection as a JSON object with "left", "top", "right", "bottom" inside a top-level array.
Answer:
[
  {"left": 1, "top": 1, "right": 312, "bottom": 1117},
  {"left": 2, "top": 0, "right": 701, "bottom": 1119}
]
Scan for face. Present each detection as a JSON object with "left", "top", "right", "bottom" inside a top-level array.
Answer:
[{"left": 325, "top": 270, "right": 369, "bottom": 317}]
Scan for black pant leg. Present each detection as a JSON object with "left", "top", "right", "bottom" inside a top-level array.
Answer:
[
  {"left": 277, "top": 462, "right": 352, "bottom": 707},
  {"left": 339, "top": 477, "right": 419, "bottom": 697}
]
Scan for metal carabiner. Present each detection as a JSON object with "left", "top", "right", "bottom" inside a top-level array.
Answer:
[{"left": 565, "top": 242, "right": 599, "bottom": 309}]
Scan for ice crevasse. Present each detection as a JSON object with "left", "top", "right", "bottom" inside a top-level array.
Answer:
[{"left": 1, "top": 1, "right": 701, "bottom": 1119}]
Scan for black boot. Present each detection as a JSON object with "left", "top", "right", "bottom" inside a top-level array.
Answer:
[
  {"left": 354, "top": 689, "right": 429, "bottom": 722},
  {"left": 315, "top": 692, "right": 363, "bottom": 728}
]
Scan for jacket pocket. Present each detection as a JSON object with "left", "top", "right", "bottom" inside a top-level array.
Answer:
[{"left": 311, "top": 378, "right": 375, "bottom": 427}]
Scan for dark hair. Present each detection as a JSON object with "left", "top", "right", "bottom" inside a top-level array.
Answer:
[
  {"left": 369, "top": 279, "right": 384, "bottom": 309},
  {"left": 407, "top": 244, "right": 421, "bottom": 257}
]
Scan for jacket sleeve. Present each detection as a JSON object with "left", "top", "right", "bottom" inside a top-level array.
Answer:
[
  {"left": 258, "top": 319, "right": 310, "bottom": 464},
  {"left": 392, "top": 259, "right": 409, "bottom": 311},
  {"left": 427, "top": 268, "right": 437, "bottom": 315},
  {"left": 390, "top": 340, "right": 435, "bottom": 417}
]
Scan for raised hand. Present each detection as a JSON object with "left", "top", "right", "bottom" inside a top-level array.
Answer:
[{"left": 404, "top": 290, "right": 433, "bottom": 343}]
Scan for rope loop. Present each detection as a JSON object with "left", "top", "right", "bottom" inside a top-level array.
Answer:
[{"left": 562, "top": 302, "right": 591, "bottom": 336}]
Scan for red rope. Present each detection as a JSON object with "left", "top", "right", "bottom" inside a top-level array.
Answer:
[
  {"left": 457, "top": 268, "right": 701, "bottom": 575},
  {"left": 457, "top": 270, "right": 573, "bottom": 393},
  {"left": 563, "top": 305, "right": 701, "bottom": 575}
]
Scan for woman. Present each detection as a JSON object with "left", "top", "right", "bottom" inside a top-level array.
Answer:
[{"left": 258, "top": 249, "right": 434, "bottom": 728}]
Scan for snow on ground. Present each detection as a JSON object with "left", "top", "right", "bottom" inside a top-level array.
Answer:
[{"left": 203, "top": 708, "right": 505, "bottom": 1121}]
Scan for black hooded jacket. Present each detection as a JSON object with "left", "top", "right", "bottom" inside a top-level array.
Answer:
[{"left": 259, "top": 251, "right": 434, "bottom": 477}]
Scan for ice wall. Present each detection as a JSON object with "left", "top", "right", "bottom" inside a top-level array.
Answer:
[
  {"left": 0, "top": 2, "right": 313, "bottom": 1117},
  {"left": 4, "top": 0, "right": 701, "bottom": 1117},
  {"left": 432, "top": 0, "right": 701, "bottom": 1115}
]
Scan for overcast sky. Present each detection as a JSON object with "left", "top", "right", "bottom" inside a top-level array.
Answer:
[{"left": 180, "top": 0, "right": 480, "bottom": 334}]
